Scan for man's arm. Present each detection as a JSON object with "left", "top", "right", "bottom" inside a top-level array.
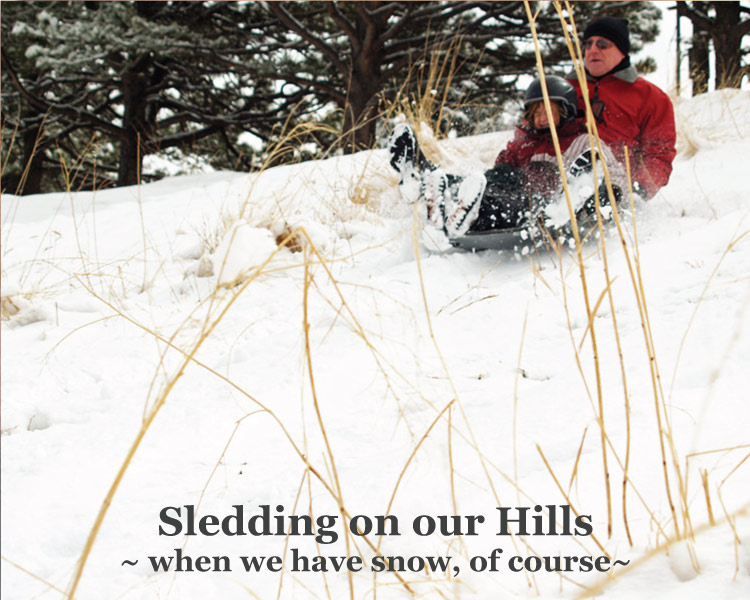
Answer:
[{"left": 631, "top": 86, "right": 676, "bottom": 198}]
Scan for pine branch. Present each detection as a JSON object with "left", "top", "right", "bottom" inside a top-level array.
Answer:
[
  {"left": 1, "top": 53, "right": 122, "bottom": 136},
  {"left": 154, "top": 125, "right": 222, "bottom": 151},
  {"left": 676, "top": 3, "right": 713, "bottom": 31},
  {"left": 266, "top": 2, "right": 347, "bottom": 75},
  {"left": 327, "top": 2, "right": 359, "bottom": 52}
]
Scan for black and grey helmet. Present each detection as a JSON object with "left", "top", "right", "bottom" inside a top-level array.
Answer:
[{"left": 524, "top": 75, "right": 579, "bottom": 124}]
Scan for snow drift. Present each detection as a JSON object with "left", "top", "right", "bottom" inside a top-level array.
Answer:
[{"left": 2, "top": 89, "right": 749, "bottom": 600}]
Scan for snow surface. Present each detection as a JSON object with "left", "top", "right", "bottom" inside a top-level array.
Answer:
[{"left": 2, "top": 89, "right": 749, "bottom": 600}]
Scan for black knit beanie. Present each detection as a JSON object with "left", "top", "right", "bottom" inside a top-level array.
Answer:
[{"left": 583, "top": 16, "right": 630, "bottom": 56}]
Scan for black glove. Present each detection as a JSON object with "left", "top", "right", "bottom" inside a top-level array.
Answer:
[{"left": 581, "top": 182, "right": 622, "bottom": 218}]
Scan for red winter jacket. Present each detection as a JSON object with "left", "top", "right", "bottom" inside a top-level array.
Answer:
[
  {"left": 568, "top": 66, "right": 676, "bottom": 198},
  {"left": 494, "top": 119, "right": 588, "bottom": 196},
  {"left": 495, "top": 119, "right": 587, "bottom": 168}
]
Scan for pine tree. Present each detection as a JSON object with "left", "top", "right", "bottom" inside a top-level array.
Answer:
[
  {"left": 2, "top": 1, "right": 665, "bottom": 193},
  {"left": 2, "top": 1, "right": 294, "bottom": 190},
  {"left": 1, "top": 1, "right": 84, "bottom": 194},
  {"left": 253, "top": 1, "right": 663, "bottom": 152},
  {"left": 677, "top": 2, "right": 750, "bottom": 90}
]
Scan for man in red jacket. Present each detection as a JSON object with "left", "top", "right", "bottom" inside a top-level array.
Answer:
[{"left": 569, "top": 16, "right": 676, "bottom": 198}]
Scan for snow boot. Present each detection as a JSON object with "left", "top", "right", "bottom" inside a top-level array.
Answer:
[
  {"left": 388, "top": 123, "right": 436, "bottom": 178},
  {"left": 421, "top": 168, "right": 450, "bottom": 229},
  {"left": 388, "top": 124, "right": 418, "bottom": 181},
  {"left": 444, "top": 171, "right": 487, "bottom": 238}
]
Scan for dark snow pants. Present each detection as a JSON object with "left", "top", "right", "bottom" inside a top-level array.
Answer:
[{"left": 468, "top": 164, "right": 542, "bottom": 232}]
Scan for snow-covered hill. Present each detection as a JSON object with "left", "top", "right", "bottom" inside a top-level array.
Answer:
[{"left": 2, "top": 89, "right": 749, "bottom": 600}]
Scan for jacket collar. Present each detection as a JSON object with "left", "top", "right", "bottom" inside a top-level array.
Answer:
[
  {"left": 602, "top": 64, "right": 639, "bottom": 83},
  {"left": 566, "top": 64, "right": 639, "bottom": 84}
]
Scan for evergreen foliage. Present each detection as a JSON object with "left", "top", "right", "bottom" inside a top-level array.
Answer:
[
  {"left": 2, "top": 1, "right": 663, "bottom": 194},
  {"left": 2, "top": 1, "right": 290, "bottom": 191}
]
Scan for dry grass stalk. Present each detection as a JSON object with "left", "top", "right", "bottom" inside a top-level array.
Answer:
[
  {"left": 716, "top": 476, "right": 746, "bottom": 580},
  {"left": 390, "top": 34, "right": 487, "bottom": 168},
  {"left": 302, "top": 250, "right": 355, "bottom": 600},
  {"left": 626, "top": 147, "right": 685, "bottom": 539},
  {"left": 566, "top": 426, "right": 588, "bottom": 497},
  {"left": 669, "top": 228, "right": 750, "bottom": 402},
  {"left": 720, "top": 451, "right": 750, "bottom": 488},
  {"left": 400, "top": 36, "right": 462, "bottom": 154},
  {"left": 66, "top": 250, "right": 283, "bottom": 598},
  {"left": 536, "top": 444, "right": 610, "bottom": 558},
  {"left": 513, "top": 309, "right": 530, "bottom": 503},
  {"left": 1, "top": 555, "right": 66, "bottom": 595},
  {"left": 447, "top": 404, "right": 458, "bottom": 522},
  {"left": 380, "top": 398, "right": 456, "bottom": 548},
  {"left": 135, "top": 133, "right": 149, "bottom": 292},
  {"left": 526, "top": 0, "right": 612, "bottom": 538},
  {"left": 700, "top": 469, "right": 716, "bottom": 526},
  {"left": 567, "top": 13, "right": 636, "bottom": 546},
  {"left": 304, "top": 472, "right": 334, "bottom": 600},
  {"left": 537, "top": 237, "right": 660, "bottom": 542}
]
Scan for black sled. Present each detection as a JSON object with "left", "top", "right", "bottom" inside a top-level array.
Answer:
[
  {"left": 449, "top": 225, "right": 539, "bottom": 252},
  {"left": 449, "top": 210, "right": 605, "bottom": 253}
]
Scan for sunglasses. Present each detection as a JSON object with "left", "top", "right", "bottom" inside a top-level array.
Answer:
[{"left": 583, "top": 39, "right": 614, "bottom": 51}]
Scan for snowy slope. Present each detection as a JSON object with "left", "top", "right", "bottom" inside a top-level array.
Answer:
[{"left": 2, "top": 89, "right": 749, "bottom": 600}]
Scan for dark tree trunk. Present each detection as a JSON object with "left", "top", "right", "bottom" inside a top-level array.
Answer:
[
  {"left": 340, "top": 3, "right": 388, "bottom": 153},
  {"left": 689, "top": 31, "right": 710, "bottom": 95},
  {"left": 117, "top": 130, "right": 143, "bottom": 187},
  {"left": 117, "top": 68, "right": 150, "bottom": 186},
  {"left": 342, "top": 77, "right": 382, "bottom": 153},
  {"left": 19, "top": 122, "right": 45, "bottom": 194},
  {"left": 712, "top": 2, "right": 745, "bottom": 88}
]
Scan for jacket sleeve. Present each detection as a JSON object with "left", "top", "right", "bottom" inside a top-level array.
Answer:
[
  {"left": 631, "top": 86, "right": 676, "bottom": 198},
  {"left": 494, "top": 127, "right": 527, "bottom": 167}
]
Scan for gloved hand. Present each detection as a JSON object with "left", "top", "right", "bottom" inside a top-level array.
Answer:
[{"left": 580, "top": 182, "right": 622, "bottom": 218}]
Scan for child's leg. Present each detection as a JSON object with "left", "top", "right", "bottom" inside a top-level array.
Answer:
[
  {"left": 443, "top": 172, "right": 487, "bottom": 238},
  {"left": 468, "top": 164, "right": 531, "bottom": 232}
]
